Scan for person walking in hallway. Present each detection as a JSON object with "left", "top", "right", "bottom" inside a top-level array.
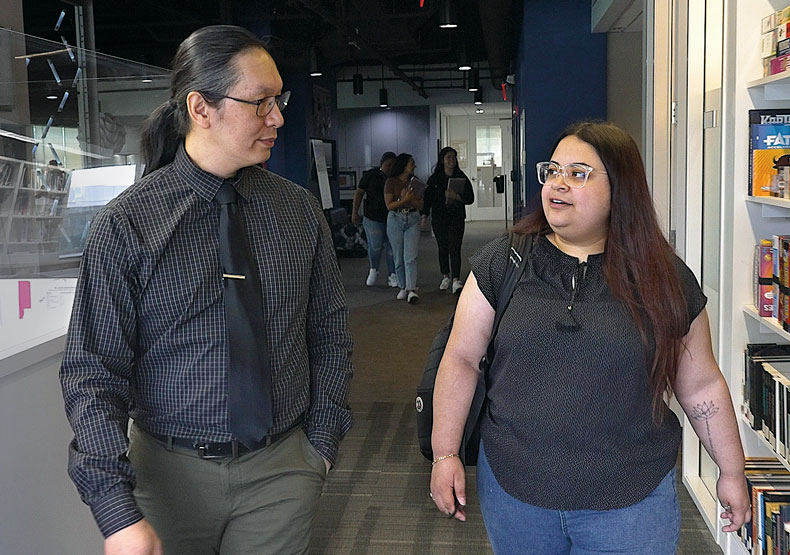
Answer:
[
  {"left": 384, "top": 153, "right": 423, "bottom": 304},
  {"left": 352, "top": 151, "right": 398, "bottom": 288},
  {"left": 423, "top": 146, "right": 474, "bottom": 294},
  {"left": 430, "top": 121, "right": 749, "bottom": 554},
  {"left": 60, "top": 25, "right": 353, "bottom": 555}
]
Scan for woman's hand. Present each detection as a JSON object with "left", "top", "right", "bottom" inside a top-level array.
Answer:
[
  {"left": 717, "top": 473, "right": 751, "bottom": 532},
  {"left": 429, "top": 456, "right": 467, "bottom": 521},
  {"left": 400, "top": 186, "right": 414, "bottom": 203}
]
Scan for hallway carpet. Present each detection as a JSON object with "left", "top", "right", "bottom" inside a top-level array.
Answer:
[{"left": 309, "top": 221, "right": 722, "bottom": 554}]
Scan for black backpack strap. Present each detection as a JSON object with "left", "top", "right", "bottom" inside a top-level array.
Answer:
[
  {"left": 460, "top": 233, "right": 533, "bottom": 465},
  {"left": 482, "top": 232, "right": 533, "bottom": 368}
]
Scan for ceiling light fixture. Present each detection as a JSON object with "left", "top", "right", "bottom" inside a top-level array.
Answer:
[
  {"left": 439, "top": 0, "right": 458, "bottom": 29},
  {"left": 468, "top": 68, "right": 479, "bottom": 92},
  {"left": 474, "top": 90, "right": 483, "bottom": 105},
  {"left": 380, "top": 66, "right": 388, "bottom": 108},
  {"left": 353, "top": 73, "right": 364, "bottom": 95},
  {"left": 309, "top": 46, "right": 322, "bottom": 77},
  {"left": 475, "top": 108, "right": 484, "bottom": 114},
  {"left": 457, "top": 44, "right": 471, "bottom": 71},
  {"left": 46, "top": 95, "right": 58, "bottom": 100},
  {"left": 141, "top": 78, "right": 153, "bottom": 83}
]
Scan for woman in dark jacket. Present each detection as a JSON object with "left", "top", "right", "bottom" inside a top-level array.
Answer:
[{"left": 423, "top": 146, "right": 474, "bottom": 294}]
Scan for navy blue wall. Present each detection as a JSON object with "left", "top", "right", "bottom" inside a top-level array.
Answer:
[
  {"left": 515, "top": 0, "right": 607, "bottom": 212},
  {"left": 268, "top": 69, "right": 339, "bottom": 193}
]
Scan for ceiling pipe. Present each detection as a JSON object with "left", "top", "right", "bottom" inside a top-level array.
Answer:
[
  {"left": 476, "top": 0, "right": 514, "bottom": 89},
  {"left": 294, "top": 0, "right": 429, "bottom": 99}
]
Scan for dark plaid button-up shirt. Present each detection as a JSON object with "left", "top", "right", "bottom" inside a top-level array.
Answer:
[{"left": 60, "top": 145, "right": 353, "bottom": 538}]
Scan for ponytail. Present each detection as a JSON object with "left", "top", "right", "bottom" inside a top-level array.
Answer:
[{"left": 141, "top": 98, "right": 182, "bottom": 176}]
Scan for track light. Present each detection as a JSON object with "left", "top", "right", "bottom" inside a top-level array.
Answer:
[
  {"left": 309, "top": 47, "right": 322, "bottom": 77},
  {"left": 439, "top": 0, "right": 458, "bottom": 29},
  {"left": 379, "top": 88, "right": 389, "bottom": 108},
  {"left": 475, "top": 108, "right": 484, "bottom": 114},
  {"left": 468, "top": 68, "right": 479, "bottom": 92},
  {"left": 353, "top": 73, "right": 364, "bottom": 95},
  {"left": 474, "top": 90, "right": 483, "bottom": 105}
]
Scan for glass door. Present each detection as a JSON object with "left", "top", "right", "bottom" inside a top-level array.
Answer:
[
  {"left": 698, "top": 0, "right": 724, "bottom": 498},
  {"left": 468, "top": 119, "right": 512, "bottom": 221}
]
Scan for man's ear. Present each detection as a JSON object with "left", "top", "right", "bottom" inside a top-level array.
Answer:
[{"left": 186, "top": 91, "right": 213, "bottom": 129}]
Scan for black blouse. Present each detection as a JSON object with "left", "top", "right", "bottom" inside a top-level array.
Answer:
[
  {"left": 469, "top": 234, "right": 706, "bottom": 511},
  {"left": 423, "top": 171, "right": 474, "bottom": 220}
]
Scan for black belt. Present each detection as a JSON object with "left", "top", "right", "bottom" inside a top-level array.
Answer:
[
  {"left": 396, "top": 208, "right": 417, "bottom": 214},
  {"left": 143, "top": 426, "right": 295, "bottom": 459}
]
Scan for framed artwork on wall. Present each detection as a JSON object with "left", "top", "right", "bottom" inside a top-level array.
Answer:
[
  {"left": 338, "top": 170, "right": 357, "bottom": 190},
  {"left": 450, "top": 140, "right": 468, "bottom": 169}
]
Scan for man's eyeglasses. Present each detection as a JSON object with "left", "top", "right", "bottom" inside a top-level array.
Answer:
[
  {"left": 536, "top": 161, "right": 607, "bottom": 189},
  {"left": 221, "top": 91, "right": 291, "bottom": 117}
]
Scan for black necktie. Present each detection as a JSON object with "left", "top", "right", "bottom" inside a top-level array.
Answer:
[{"left": 215, "top": 180, "right": 273, "bottom": 448}]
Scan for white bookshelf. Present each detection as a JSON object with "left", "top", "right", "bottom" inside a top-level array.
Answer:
[
  {"left": 682, "top": 2, "right": 790, "bottom": 554},
  {"left": 747, "top": 69, "right": 790, "bottom": 100}
]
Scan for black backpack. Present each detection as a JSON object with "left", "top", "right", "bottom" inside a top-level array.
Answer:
[{"left": 415, "top": 232, "right": 533, "bottom": 466}]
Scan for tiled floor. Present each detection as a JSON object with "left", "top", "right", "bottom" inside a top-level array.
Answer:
[{"left": 309, "top": 221, "right": 723, "bottom": 554}]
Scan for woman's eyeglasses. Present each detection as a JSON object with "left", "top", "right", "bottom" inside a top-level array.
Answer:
[{"left": 536, "top": 161, "right": 606, "bottom": 189}]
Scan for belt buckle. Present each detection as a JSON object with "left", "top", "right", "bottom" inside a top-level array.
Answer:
[{"left": 196, "top": 442, "right": 231, "bottom": 459}]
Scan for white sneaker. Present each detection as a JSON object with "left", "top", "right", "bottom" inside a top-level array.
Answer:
[
  {"left": 452, "top": 280, "right": 464, "bottom": 295},
  {"left": 396, "top": 289, "right": 408, "bottom": 300},
  {"left": 407, "top": 291, "right": 420, "bottom": 304},
  {"left": 439, "top": 276, "right": 451, "bottom": 290},
  {"left": 388, "top": 273, "right": 399, "bottom": 288},
  {"left": 366, "top": 268, "right": 378, "bottom": 286}
]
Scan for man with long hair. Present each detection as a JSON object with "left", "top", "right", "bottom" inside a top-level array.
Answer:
[{"left": 60, "top": 26, "right": 353, "bottom": 554}]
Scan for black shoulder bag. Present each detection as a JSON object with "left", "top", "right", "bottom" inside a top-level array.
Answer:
[{"left": 416, "top": 232, "right": 533, "bottom": 466}]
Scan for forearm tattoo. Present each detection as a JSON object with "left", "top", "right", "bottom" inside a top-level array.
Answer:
[{"left": 690, "top": 401, "right": 720, "bottom": 463}]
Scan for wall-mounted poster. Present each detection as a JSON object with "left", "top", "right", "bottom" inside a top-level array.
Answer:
[
  {"left": 450, "top": 140, "right": 468, "bottom": 169},
  {"left": 312, "top": 85, "right": 332, "bottom": 138}
]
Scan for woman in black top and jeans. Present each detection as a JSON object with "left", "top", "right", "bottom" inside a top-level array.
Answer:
[
  {"left": 429, "top": 121, "right": 750, "bottom": 554},
  {"left": 423, "top": 147, "right": 474, "bottom": 294}
]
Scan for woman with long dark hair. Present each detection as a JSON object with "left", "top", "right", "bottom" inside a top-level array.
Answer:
[
  {"left": 429, "top": 121, "right": 749, "bottom": 553},
  {"left": 423, "top": 146, "right": 474, "bottom": 294},
  {"left": 384, "top": 153, "right": 423, "bottom": 303}
]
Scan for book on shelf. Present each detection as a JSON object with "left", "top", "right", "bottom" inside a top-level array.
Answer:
[
  {"left": 749, "top": 109, "right": 790, "bottom": 198},
  {"left": 744, "top": 344, "right": 790, "bottom": 433},
  {"left": 756, "top": 240, "right": 774, "bottom": 317},
  {"left": 738, "top": 458, "right": 790, "bottom": 555}
]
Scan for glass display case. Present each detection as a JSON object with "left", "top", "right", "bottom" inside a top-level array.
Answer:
[{"left": 0, "top": 27, "right": 168, "bottom": 359}]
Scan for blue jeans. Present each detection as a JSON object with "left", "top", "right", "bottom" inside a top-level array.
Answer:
[
  {"left": 386, "top": 210, "right": 420, "bottom": 290},
  {"left": 477, "top": 441, "right": 680, "bottom": 555},
  {"left": 362, "top": 217, "right": 395, "bottom": 275}
]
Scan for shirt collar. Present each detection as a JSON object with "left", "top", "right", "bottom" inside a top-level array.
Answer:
[{"left": 173, "top": 143, "right": 254, "bottom": 202}]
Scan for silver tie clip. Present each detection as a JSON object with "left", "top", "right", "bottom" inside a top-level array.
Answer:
[{"left": 223, "top": 273, "right": 246, "bottom": 280}]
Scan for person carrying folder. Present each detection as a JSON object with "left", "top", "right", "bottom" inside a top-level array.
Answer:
[
  {"left": 430, "top": 120, "right": 750, "bottom": 554},
  {"left": 423, "top": 146, "right": 475, "bottom": 295},
  {"left": 384, "top": 153, "right": 424, "bottom": 304}
]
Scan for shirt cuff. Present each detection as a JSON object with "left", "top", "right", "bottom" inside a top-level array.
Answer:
[
  {"left": 90, "top": 486, "right": 144, "bottom": 538},
  {"left": 306, "top": 428, "right": 341, "bottom": 468}
]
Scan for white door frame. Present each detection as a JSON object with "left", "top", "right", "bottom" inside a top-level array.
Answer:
[{"left": 468, "top": 117, "right": 512, "bottom": 221}]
